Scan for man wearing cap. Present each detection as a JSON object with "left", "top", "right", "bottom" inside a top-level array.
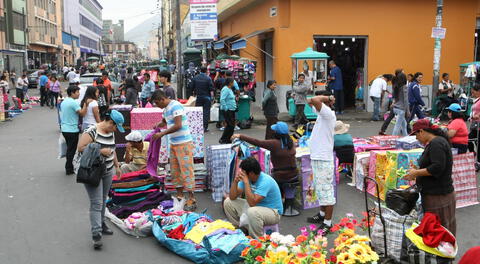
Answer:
[
  {"left": 121, "top": 131, "right": 150, "bottom": 173},
  {"left": 446, "top": 103, "right": 468, "bottom": 154},
  {"left": 306, "top": 91, "right": 337, "bottom": 234}
]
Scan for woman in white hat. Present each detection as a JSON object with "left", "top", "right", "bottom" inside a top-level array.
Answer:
[
  {"left": 121, "top": 131, "right": 149, "bottom": 173},
  {"left": 334, "top": 121, "right": 354, "bottom": 164}
]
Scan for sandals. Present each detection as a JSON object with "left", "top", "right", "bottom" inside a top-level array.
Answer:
[{"left": 184, "top": 198, "right": 198, "bottom": 212}]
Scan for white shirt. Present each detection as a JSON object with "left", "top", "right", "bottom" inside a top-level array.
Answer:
[
  {"left": 63, "top": 66, "right": 69, "bottom": 73},
  {"left": 82, "top": 100, "right": 99, "bottom": 126},
  {"left": 309, "top": 103, "right": 336, "bottom": 161},
  {"left": 16, "top": 77, "right": 24, "bottom": 89},
  {"left": 369, "top": 78, "right": 387, "bottom": 98},
  {"left": 67, "top": 71, "right": 76, "bottom": 83}
]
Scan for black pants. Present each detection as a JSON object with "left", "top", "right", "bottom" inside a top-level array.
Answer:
[
  {"left": 195, "top": 96, "right": 211, "bottom": 132},
  {"left": 40, "top": 86, "right": 49, "bottom": 106},
  {"left": 16, "top": 88, "right": 24, "bottom": 102},
  {"left": 380, "top": 110, "right": 395, "bottom": 133},
  {"left": 295, "top": 104, "right": 308, "bottom": 126},
  {"left": 334, "top": 89, "right": 344, "bottom": 112},
  {"left": 62, "top": 132, "right": 79, "bottom": 174},
  {"left": 49, "top": 92, "right": 59, "bottom": 108},
  {"left": 469, "top": 126, "right": 480, "bottom": 162},
  {"left": 220, "top": 110, "right": 235, "bottom": 143},
  {"left": 452, "top": 143, "right": 468, "bottom": 154},
  {"left": 265, "top": 115, "right": 278, "bottom": 140},
  {"left": 141, "top": 98, "right": 149, "bottom": 107}
]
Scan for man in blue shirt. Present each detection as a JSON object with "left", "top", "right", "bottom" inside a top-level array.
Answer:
[
  {"left": 60, "top": 85, "right": 88, "bottom": 175},
  {"left": 39, "top": 71, "right": 49, "bottom": 107},
  {"left": 140, "top": 73, "right": 156, "bottom": 107},
  {"left": 328, "top": 60, "right": 344, "bottom": 114},
  {"left": 224, "top": 157, "right": 283, "bottom": 239},
  {"left": 190, "top": 66, "right": 214, "bottom": 132}
]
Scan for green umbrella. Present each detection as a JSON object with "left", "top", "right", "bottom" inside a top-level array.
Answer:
[{"left": 86, "top": 56, "right": 100, "bottom": 61}]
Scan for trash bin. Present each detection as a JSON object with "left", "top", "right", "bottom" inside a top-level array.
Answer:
[{"left": 237, "top": 96, "right": 251, "bottom": 121}]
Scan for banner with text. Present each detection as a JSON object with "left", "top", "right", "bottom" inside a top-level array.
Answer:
[{"left": 190, "top": 3, "right": 218, "bottom": 41}]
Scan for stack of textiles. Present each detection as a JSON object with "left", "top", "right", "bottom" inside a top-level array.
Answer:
[{"left": 165, "top": 162, "right": 208, "bottom": 192}]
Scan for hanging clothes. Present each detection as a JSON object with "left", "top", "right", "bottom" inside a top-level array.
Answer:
[{"left": 145, "top": 128, "right": 162, "bottom": 177}]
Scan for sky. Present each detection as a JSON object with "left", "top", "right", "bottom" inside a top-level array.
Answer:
[{"left": 99, "top": 0, "right": 160, "bottom": 32}]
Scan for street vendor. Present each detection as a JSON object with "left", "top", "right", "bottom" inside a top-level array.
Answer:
[
  {"left": 224, "top": 157, "right": 283, "bottom": 239},
  {"left": 405, "top": 118, "right": 456, "bottom": 236},
  {"left": 446, "top": 103, "right": 468, "bottom": 154},
  {"left": 121, "top": 131, "right": 149, "bottom": 174}
]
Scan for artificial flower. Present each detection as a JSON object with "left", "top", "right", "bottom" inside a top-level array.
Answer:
[
  {"left": 309, "top": 224, "right": 317, "bottom": 231},
  {"left": 296, "top": 235, "right": 307, "bottom": 243},
  {"left": 255, "top": 255, "right": 265, "bottom": 262},
  {"left": 336, "top": 252, "right": 355, "bottom": 264},
  {"left": 296, "top": 252, "right": 308, "bottom": 259},
  {"left": 240, "top": 247, "right": 250, "bottom": 257}
]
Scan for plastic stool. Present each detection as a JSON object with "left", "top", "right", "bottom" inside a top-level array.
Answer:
[
  {"left": 282, "top": 180, "right": 300, "bottom": 217},
  {"left": 263, "top": 224, "right": 279, "bottom": 235}
]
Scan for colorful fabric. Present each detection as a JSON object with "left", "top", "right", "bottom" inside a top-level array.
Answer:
[
  {"left": 167, "top": 224, "right": 185, "bottom": 240},
  {"left": 170, "top": 141, "right": 195, "bottom": 191},
  {"left": 184, "top": 220, "right": 235, "bottom": 244},
  {"left": 207, "top": 144, "right": 232, "bottom": 202},
  {"left": 451, "top": 153, "right": 478, "bottom": 208},
  {"left": 414, "top": 212, "right": 456, "bottom": 248},
  {"left": 144, "top": 128, "right": 161, "bottom": 177},
  {"left": 164, "top": 100, "right": 192, "bottom": 145},
  {"left": 311, "top": 159, "right": 336, "bottom": 206}
]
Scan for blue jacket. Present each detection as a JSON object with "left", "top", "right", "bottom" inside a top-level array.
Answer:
[
  {"left": 408, "top": 81, "right": 425, "bottom": 106},
  {"left": 189, "top": 73, "right": 214, "bottom": 97}
]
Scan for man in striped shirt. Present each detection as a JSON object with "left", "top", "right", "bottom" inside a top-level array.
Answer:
[{"left": 151, "top": 90, "right": 197, "bottom": 211}]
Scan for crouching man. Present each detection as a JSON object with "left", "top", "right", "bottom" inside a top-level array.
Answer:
[
  {"left": 223, "top": 157, "right": 283, "bottom": 238},
  {"left": 121, "top": 131, "right": 149, "bottom": 174}
]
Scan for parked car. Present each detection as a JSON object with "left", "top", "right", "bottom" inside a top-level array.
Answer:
[
  {"left": 77, "top": 72, "right": 121, "bottom": 103},
  {"left": 27, "top": 70, "right": 42, "bottom": 89}
]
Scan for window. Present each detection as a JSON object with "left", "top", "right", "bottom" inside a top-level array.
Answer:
[
  {"left": 79, "top": 0, "right": 102, "bottom": 20},
  {"left": 79, "top": 14, "right": 102, "bottom": 35},
  {"left": 80, "top": 34, "right": 98, "bottom": 50},
  {"left": 124, "top": 44, "right": 128, "bottom": 52},
  {"left": 12, "top": 12, "right": 25, "bottom": 31}
]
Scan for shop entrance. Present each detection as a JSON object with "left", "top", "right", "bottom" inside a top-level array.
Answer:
[{"left": 314, "top": 36, "right": 367, "bottom": 108}]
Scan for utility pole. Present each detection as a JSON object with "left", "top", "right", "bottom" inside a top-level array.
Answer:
[
  {"left": 175, "top": 0, "right": 183, "bottom": 98},
  {"left": 432, "top": 0, "right": 443, "bottom": 106},
  {"left": 160, "top": 1, "right": 165, "bottom": 59}
]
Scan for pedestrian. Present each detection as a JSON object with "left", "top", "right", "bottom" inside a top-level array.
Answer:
[
  {"left": 10, "top": 71, "right": 16, "bottom": 87},
  {"left": 225, "top": 70, "right": 240, "bottom": 93},
  {"left": 223, "top": 157, "right": 283, "bottom": 239},
  {"left": 380, "top": 69, "right": 404, "bottom": 135},
  {"left": 77, "top": 109, "right": 124, "bottom": 250},
  {"left": 60, "top": 85, "right": 88, "bottom": 175},
  {"left": 120, "top": 66, "right": 127, "bottom": 81},
  {"left": 94, "top": 71, "right": 112, "bottom": 104},
  {"left": 140, "top": 72, "right": 155, "bottom": 107},
  {"left": 95, "top": 78, "right": 108, "bottom": 118},
  {"left": 219, "top": 78, "right": 237, "bottom": 144},
  {"left": 15, "top": 74, "right": 26, "bottom": 102},
  {"left": 468, "top": 84, "right": 480, "bottom": 163},
  {"left": 121, "top": 131, "right": 149, "bottom": 174},
  {"left": 369, "top": 74, "right": 393, "bottom": 121},
  {"left": 39, "top": 71, "right": 50, "bottom": 107},
  {"left": 67, "top": 68, "right": 76, "bottom": 85},
  {"left": 159, "top": 70, "right": 176, "bottom": 99},
  {"left": 438, "top": 73, "right": 456, "bottom": 107},
  {"left": 150, "top": 90, "right": 197, "bottom": 211},
  {"left": 48, "top": 75, "right": 61, "bottom": 109},
  {"left": 0, "top": 75, "right": 10, "bottom": 118},
  {"left": 231, "top": 121, "right": 297, "bottom": 185},
  {"left": 124, "top": 78, "right": 139, "bottom": 106},
  {"left": 405, "top": 118, "right": 456, "bottom": 236},
  {"left": 81, "top": 86, "right": 101, "bottom": 131},
  {"left": 306, "top": 91, "right": 337, "bottom": 235},
  {"left": 293, "top": 74, "right": 309, "bottom": 128},
  {"left": 63, "top": 65, "right": 69, "bottom": 80},
  {"left": 262, "top": 80, "right": 279, "bottom": 139},
  {"left": 446, "top": 103, "right": 468, "bottom": 154},
  {"left": 408, "top": 72, "right": 426, "bottom": 122},
  {"left": 190, "top": 66, "right": 214, "bottom": 132},
  {"left": 328, "top": 60, "right": 344, "bottom": 114},
  {"left": 22, "top": 74, "right": 29, "bottom": 102},
  {"left": 391, "top": 72, "right": 410, "bottom": 136}
]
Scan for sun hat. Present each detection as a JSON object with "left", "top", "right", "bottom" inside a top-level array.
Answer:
[
  {"left": 271, "top": 122, "right": 289, "bottom": 135},
  {"left": 447, "top": 103, "right": 461, "bottom": 113},
  {"left": 334, "top": 121, "right": 350, "bottom": 135},
  {"left": 125, "top": 131, "right": 143, "bottom": 142},
  {"left": 109, "top": 110, "right": 125, "bottom": 133}
]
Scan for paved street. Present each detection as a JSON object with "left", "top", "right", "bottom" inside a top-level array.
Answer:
[{"left": 0, "top": 102, "right": 479, "bottom": 263}]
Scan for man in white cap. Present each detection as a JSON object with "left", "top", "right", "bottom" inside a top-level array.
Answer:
[{"left": 121, "top": 131, "right": 149, "bottom": 173}]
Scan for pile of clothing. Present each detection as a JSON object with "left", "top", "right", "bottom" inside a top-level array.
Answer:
[{"left": 165, "top": 162, "right": 208, "bottom": 193}]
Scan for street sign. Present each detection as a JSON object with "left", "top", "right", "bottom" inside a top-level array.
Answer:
[
  {"left": 431, "top": 27, "right": 446, "bottom": 39},
  {"left": 190, "top": 3, "right": 218, "bottom": 41},
  {"left": 189, "top": 0, "right": 217, "bottom": 3}
]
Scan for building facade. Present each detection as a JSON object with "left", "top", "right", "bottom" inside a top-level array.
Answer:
[
  {"left": 102, "top": 19, "right": 124, "bottom": 42},
  {"left": 103, "top": 41, "right": 139, "bottom": 62},
  {"left": 78, "top": 0, "right": 103, "bottom": 59},
  {"left": 3, "top": 0, "right": 28, "bottom": 73},
  {"left": 26, "top": 0, "right": 63, "bottom": 70},
  {"left": 217, "top": 0, "right": 478, "bottom": 113},
  {"left": 147, "top": 29, "right": 160, "bottom": 60},
  {"left": 62, "top": 0, "right": 81, "bottom": 67}
]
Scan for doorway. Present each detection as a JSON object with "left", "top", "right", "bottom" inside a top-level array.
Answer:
[
  {"left": 314, "top": 36, "right": 368, "bottom": 108},
  {"left": 263, "top": 38, "right": 273, "bottom": 85}
]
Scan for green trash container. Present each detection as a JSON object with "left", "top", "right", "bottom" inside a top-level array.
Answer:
[
  {"left": 288, "top": 96, "right": 317, "bottom": 120},
  {"left": 237, "top": 96, "right": 251, "bottom": 121}
]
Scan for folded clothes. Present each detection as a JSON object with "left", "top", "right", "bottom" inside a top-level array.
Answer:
[
  {"left": 111, "top": 178, "right": 157, "bottom": 189},
  {"left": 112, "top": 174, "right": 150, "bottom": 184},
  {"left": 112, "top": 188, "right": 159, "bottom": 197},
  {"left": 113, "top": 169, "right": 149, "bottom": 180},
  {"left": 113, "top": 183, "right": 159, "bottom": 193},
  {"left": 110, "top": 189, "right": 160, "bottom": 205},
  {"left": 112, "top": 191, "right": 171, "bottom": 219}
]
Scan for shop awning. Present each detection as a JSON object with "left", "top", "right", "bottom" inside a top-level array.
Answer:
[
  {"left": 213, "top": 35, "right": 240, "bottom": 50},
  {"left": 230, "top": 28, "right": 275, "bottom": 58}
]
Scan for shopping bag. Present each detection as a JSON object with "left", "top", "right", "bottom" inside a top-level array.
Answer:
[
  {"left": 58, "top": 134, "right": 67, "bottom": 159},
  {"left": 185, "top": 96, "right": 197, "bottom": 106},
  {"left": 210, "top": 104, "right": 219, "bottom": 122},
  {"left": 385, "top": 186, "right": 419, "bottom": 216},
  {"left": 401, "top": 232, "right": 454, "bottom": 264}
]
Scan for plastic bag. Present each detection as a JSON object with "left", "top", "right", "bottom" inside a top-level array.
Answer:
[
  {"left": 210, "top": 104, "right": 219, "bottom": 122},
  {"left": 172, "top": 196, "right": 186, "bottom": 212},
  {"left": 239, "top": 203, "right": 249, "bottom": 227},
  {"left": 58, "top": 134, "right": 67, "bottom": 159},
  {"left": 386, "top": 186, "right": 419, "bottom": 215}
]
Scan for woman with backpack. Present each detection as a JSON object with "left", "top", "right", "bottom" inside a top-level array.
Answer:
[{"left": 81, "top": 86, "right": 101, "bottom": 131}]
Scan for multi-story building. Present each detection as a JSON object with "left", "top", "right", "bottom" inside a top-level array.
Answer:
[
  {"left": 103, "top": 40, "right": 139, "bottom": 62},
  {"left": 26, "top": 0, "right": 63, "bottom": 70},
  {"left": 78, "top": 0, "right": 103, "bottom": 59},
  {"left": 3, "top": 0, "right": 28, "bottom": 73},
  {"left": 62, "top": 0, "right": 81, "bottom": 67},
  {"left": 102, "top": 19, "right": 124, "bottom": 42},
  {"left": 146, "top": 29, "right": 160, "bottom": 60}
]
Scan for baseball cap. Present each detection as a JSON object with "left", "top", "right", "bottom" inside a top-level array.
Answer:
[
  {"left": 125, "top": 131, "right": 143, "bottom": 142},
  {"left": 447, "top": 103, "right": 462, "bottom": 113},
  {"left": 109, "top": 110, "right": 125, "bottom": 133},
  {"left": 410, "top": 118, "right": 432, "bottom": 135},
  {"left": 271, "top": 122, "right": 289, "bottom": 135}
]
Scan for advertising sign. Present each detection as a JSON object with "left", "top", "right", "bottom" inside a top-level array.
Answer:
[{"left": 190, "top": 3, "right": 218, "bottom": 41}]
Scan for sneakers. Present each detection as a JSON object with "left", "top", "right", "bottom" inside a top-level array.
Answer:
[
  {"left": 316, "top": 223, "right": 332, "bottom": 236},
  {"left": 234, "top": 125, "right": 241, "bottom": 130},
  {"left": 378, "top": 131, "right": 386, "bottom": 135},
  {"left": 307, "top": 213, "right": 325, "bottom": 224},
  {"left": 92, "top": 233, "right": 103, "bottom": 250},
  {"left": 184, "top": 198, "right": 197, "bottom": 211},
  {"left": 102, "top": 222, "right": 114, "bottom": 235}
]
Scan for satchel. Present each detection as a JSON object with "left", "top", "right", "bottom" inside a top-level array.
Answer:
[
  {"left": 386, "top": 185, "right": 419, "bottom": 216},
  {"left": 76, "top": 155, "right": 105, "bottom": 186}
]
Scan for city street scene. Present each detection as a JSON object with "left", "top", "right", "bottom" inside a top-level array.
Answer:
[{"left": 1, "top": 0, "right": 480, "bottom": 263}]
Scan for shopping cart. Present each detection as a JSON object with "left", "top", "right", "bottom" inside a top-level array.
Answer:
[
  {"left": 363, "top": 177, "right": 396, "bottom": 264},
  {"left": 468, "top": 120, "right": 480, "bottom": 171}
]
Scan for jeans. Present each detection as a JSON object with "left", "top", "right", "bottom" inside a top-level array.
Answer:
[
  {"left": 371, "top": 96, "right": 381, "bottom": 120},
  {"left": 84, "top": 168, "right": 114, "bottom": 235},
  {"left": 49, "top": 91, "right": 59, "bottom": 108},
  {"left": 220, "top": 110, "right": 235, "bottom": 143},
  {"left": 40, "top": 86, "right": 49, "bottom": 106},
  {"left": 392, "top": 108, "right": 408, "bottom": 136},
  {"left": 195, "top": 96, "right": 211, "bottom": 132},
  {"left": 62, "top": 132, "right": 79, "bottom": 174},
  {"left": 334, "top": 89, "right": 344, "bottom": 112},
  {"left": 141, "top": 98, "right": 149, "bottom": 107},
  {"left": 380, "top": 110, "right": 395, "bottom": 133},
  {"left": 294, "top": 104, "right": 308, "bottom": 126}
]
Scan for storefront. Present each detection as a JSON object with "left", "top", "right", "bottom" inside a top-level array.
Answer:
[
  {"left": 1, "top": 50, "right": 25, "bottom": 73},
  {"left": 27, "top": 44, "right": 61, "bottom": 70},
  {"left": 218, "top": 0, "right": 477, "bottom": 113}
]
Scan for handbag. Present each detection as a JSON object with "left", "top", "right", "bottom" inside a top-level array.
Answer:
[
  {"left": 386, "top": 185, "right": 419, "bottom": 216},
  {"left": 76, "top": 155, "right": 105, "bottom": 186}
]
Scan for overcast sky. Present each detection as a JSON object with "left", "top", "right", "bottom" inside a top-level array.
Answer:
[{"left": 100, "top": 0, "right": 160, "bottom": 32}]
